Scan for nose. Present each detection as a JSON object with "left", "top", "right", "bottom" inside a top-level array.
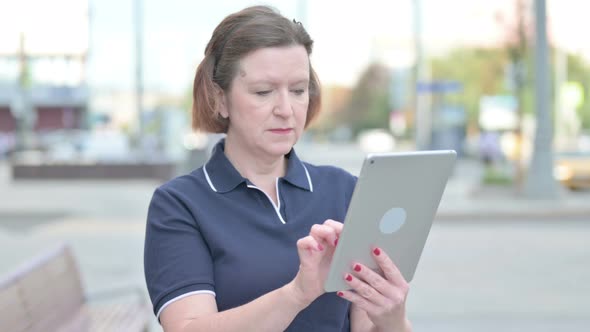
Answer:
[{"left": 273, "top": 89, "right": 293, "bottom": 117}]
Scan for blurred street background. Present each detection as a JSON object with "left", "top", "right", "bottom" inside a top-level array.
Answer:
[{"left": 1, "top": 0, "right": 589, "bottom": 331}]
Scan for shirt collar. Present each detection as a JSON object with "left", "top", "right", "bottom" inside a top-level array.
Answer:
[
  {"left": 202, "top": 139, "right": 245, "bottom": 193},
  {"left": 282, "top": 148, "right": 313, "bottom": 192},
  {"left": 203, "top": 139, "right": 313, "bottom": 193}
]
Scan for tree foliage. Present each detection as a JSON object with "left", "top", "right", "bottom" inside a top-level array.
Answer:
[
  {"left": 429, "top": 47, "right": 590, "bottom": 131},
  {"left": 430, "top": 48, "right": 511, "bottom": 126},
  {"left": 336, "top": 62, "right": 391, "bottom": 136},
  {"left": 565, "top": 53, "right": 590, "bottom": 130}
]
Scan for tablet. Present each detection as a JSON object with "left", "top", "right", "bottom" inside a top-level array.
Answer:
[{"left": 324, "top": 150, "right": 456, "bottom": 292}]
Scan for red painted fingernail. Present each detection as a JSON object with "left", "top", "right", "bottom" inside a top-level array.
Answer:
[
  {"left": 353, "top": 264, "right": 361, "bottom": 272},
  {"left": 337, "top": 291, "right": 344, "bottom": 297},
  {"left": 318, "top": 244, "right": 324, "bottom": 251},
  {"left": 345, "top": 274, "right": 353, "bottom": 282},
  {"left": 334, "top": 238, "right": 338, "bottom": 246},
  {"left": 373, "top": 248, "right": 381, "bottom": 256}
]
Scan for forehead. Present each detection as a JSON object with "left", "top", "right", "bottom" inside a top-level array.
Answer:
[{"left": 236, "top": 46, "right": 310, "bottom": 83}]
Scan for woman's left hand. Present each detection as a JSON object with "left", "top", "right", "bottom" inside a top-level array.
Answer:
[{"left": 337, "top": 247, "right": 411, "bottom": 332}]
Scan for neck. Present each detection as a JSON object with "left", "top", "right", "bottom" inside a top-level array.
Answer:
[{"left": 223, "top": 136, "right": 287, "bottom": 184}]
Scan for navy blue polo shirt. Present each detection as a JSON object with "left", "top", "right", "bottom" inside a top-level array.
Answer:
[{"left": 144, "top": 139, "right": 357, "bottom": 331}]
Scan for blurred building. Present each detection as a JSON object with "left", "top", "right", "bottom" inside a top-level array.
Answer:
[
  {"left": 0, "top": 83, "right": 88, "bottom": 132},
  {"left": 0, "top": 0, "right": 89, "bottom": 148}
]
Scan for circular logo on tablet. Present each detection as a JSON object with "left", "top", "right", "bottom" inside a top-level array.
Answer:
[{"left": 379, "top": 207, "right": 407, "bottom": 234}]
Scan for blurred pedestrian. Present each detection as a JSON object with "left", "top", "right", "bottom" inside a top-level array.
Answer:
[
  {"left": 144, "top": 6, "right": 412, "bottom": 332},
  {"left": 479, "top": 130, "right": 501, "bottom": 167}
]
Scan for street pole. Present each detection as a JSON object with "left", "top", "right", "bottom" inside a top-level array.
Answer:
[
  {"left": 134, "top": 0, "right": 144, "bottom": 154},
  {"left": 524, "top": 0, "right": 560, "bottom": 198},
  {"left": 13, "top": 32, "right": 34, "bottom": 153},
  {"left": 413, "top": 0, "right": 431, "bottom": 150}
]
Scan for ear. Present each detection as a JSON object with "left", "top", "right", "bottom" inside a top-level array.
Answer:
[{"left": 215, "top": 85, "right": 229, "bottom": 119}]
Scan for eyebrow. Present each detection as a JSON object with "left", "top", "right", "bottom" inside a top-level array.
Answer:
[
  {"left": 245, "top": 78, "right": 309, "bottom": 85},
  {"left": 290, "top": 79, "right": 310, "bottom": 85}
]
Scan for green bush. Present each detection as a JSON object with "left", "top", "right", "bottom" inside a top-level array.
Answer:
[{"left": 482, "top": 167, "right": 513, "bottom": 185}]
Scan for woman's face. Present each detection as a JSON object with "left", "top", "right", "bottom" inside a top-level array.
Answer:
[{"left": 220, "top": 45, "right": 310, "bottom": 158}]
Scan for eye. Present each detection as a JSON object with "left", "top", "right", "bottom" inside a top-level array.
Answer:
[
  {"left": 255, "top": 90, "right": 272, "bottom": 96},
  {"left": 292, "top": 89, "right": 306, "bottom": 95}
]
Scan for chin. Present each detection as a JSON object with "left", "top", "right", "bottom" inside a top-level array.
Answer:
[{"left": 267, "top": 139, "right": 296, "bottom": 156}]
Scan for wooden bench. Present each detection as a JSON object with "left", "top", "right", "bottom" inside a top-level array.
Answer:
[{"left": 0, "top": 243, "right": 151, "bottom": 332}]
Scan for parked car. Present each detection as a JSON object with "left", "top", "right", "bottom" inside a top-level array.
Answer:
[{"left": 554, "top": 151, "right": 590, "bottom": 190}]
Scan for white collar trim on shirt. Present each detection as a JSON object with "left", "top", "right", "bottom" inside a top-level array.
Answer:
[
  {"left": 203, "top": 164, "right": 218, "bottom": 192},
  {"left": 302, "top": 163, "right": 313, "bottom": 192},
  {"left": 202, "top": 158, "right": 313, "bottom": 193}
]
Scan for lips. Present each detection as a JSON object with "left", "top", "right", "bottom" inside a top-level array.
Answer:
[{"left": 269, "top": 128, "right": 293, "bottom": 134}]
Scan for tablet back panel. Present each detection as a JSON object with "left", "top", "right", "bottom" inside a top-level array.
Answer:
[{"left": 324, "top": 150, "right": 456, "bottom": 292}]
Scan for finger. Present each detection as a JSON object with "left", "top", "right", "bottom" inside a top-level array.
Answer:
[
  {"left": 336, "top": 288, "right": 379, "bottom": 314},
  {"left": 309, "top": 224, "right": 338, "bottom": 247},
  {"left": 323, "top": 219, "right": 344, "bottom": 245},
  {"left": 350, "top": 262, "right": 394, "bottom": 298},
  {"left": 342, "top": 273, "right": 388, "bottom": 307},
  {"left": 372, "top": 247, "right": 408, "bottom": 288},
  {"left": 323, "top": 219, "right": 344, "bottom": 236},
  {"left": 296, "top": 236, "right": 324, "bottom": 258}
]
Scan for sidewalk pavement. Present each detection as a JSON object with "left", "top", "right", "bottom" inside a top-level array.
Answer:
[{"left": 436, "top": 158, "right": 590, "bottom": 221}]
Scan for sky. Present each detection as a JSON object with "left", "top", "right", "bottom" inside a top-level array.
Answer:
[{"left": 1, "top": 0, "right": 590, "bottom": 94}]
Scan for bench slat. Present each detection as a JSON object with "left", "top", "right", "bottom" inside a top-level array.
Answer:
[
  {"left": 0, "top": 278, "right": 32, "bottom": 331},
  {"left": 87, "top": 302, "right": 151, "bottom": 332},
  {"left": 16, "top": 246, "right": 86, "bottom": 331},
  {"left": 0, "top": 243, "right": 150, "bottom": 332}
]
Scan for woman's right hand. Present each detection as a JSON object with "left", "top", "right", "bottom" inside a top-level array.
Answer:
[{"left": 287, "top": 219, "right": 343, "bottom": 307}]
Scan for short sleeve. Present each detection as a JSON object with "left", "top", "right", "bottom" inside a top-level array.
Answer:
[{"left": 144, "top": 187, "right": 215, "bottom": 318}]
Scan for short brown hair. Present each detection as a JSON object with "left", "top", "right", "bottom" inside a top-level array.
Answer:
[{"left": 192, "top": 5, "right": 321, "bottom": 133}]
